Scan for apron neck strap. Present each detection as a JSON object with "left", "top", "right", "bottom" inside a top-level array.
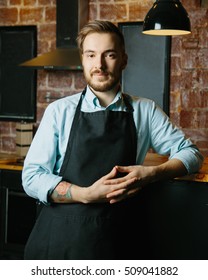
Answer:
[
  {"left": 122, "top": 93, "right": 134, "bottom": 113},
  {"left": 78, "top": 87, "right": 134, "bottom": 113},
  {"left": 76, "top": 87, "right": 87, "bottom": 111}
]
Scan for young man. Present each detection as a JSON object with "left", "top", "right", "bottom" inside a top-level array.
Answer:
[{"left": 22, "top": 20, "right": 203, "bottom": 259}]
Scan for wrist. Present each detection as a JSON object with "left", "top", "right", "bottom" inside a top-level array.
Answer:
[
  {"left": 50, "top": 181, "right": 92, "bottom": 204},
  {"left": 67, "top": 184, "right": 91, "bottom": 204},
  {"left": 51, "top": 181, "right": 73, "bottom": 203},
  {"left": 75, "top": 186, "right": 91, "bottom": 204}
]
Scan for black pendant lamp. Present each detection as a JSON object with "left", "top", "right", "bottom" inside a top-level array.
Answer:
[{"left": 143, "top": 0, "right": 191, "bottom": 36}]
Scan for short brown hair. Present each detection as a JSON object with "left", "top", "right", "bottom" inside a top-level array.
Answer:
[{"left": 77, "top": 20, "right": 125, "bottom": 54}]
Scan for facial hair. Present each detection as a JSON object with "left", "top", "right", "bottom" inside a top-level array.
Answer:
[{"left": 84, "top": 68, "right": 121, "bottom": 92}]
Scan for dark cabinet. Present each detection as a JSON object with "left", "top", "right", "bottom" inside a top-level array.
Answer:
[
  {"left": 0, "top": 26, "right": 37, "bottom": 122},
  {"left": 135, "top": 179, "right": 208, "bottom": 259},
  {"left": 0, "top": 169, "right": 37, "bottom": 259}
]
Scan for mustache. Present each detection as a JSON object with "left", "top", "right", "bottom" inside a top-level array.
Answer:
[{"left": 91, "top": 69, "right": 109, "bottom": 75}]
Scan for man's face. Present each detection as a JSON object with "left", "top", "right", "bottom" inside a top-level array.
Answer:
[{"left": 82, "top": 32, "right": 127, "bottom": 93}]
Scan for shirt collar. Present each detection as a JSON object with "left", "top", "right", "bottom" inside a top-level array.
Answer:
[{"left": 85, "top": 86, "right": 122, "bottom": 109}]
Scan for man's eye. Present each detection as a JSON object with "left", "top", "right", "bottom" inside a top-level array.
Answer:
[
  {"left": 87, "top": 53, "right": 95, "bottom": 58},
  {"left": 106, "top": 53, "right": 116, "bottom": 59}
]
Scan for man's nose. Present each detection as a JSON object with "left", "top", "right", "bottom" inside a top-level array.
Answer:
[{"left": 95, "top": 55, "right": 106, "bottom": 69}]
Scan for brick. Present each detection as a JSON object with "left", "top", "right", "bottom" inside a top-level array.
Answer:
[
  {"left": 0, "top": 122, "right": 11, "bottom": 135},
  {"left": 100, "top": 4, "right": 127, "bottom": 21},
  {"left": 1, "top": 136, "right": 16, "bottom": 153},
  {"left": 169, "top": 91, "right": 181, "bottom": 112},
  {"left": 196, "top": 111, "right": 208, "bottom": 129},
  {"left": 171, "top": 57, "right": 182, "bottom": 75},
  {"left": 0, "top": 0, "right": 6, "bottom": 6},
  {"left": 181, "top": 89, "right": 201, "bottom": 109},
  {"left": 74, "top": 72, "right": 86, "bottom": 91},
  {"left": 39, "top": 23, "right": 56, "bottom": 41},
  {"left": 198, "top": 49, "right": 208, "bottom": 68},
  {"left": 181, "top": 49, "right": 199, "bottom": 69},
  {"left": 170, "top": 75, "right": 181, "bottom": 92},
  {"left": 200, "top": 71, "right": 208, "bottom": 88},
  {"left": 38, "top": 0, "right": 52, "bottom": 5},
  {"left": 188, "top": 128, "right": 208, "bottom": 139},
  {"left": 45, "top": 6, "right": 56, "bottom": 22},
  {"left": 0, "top": 7, "right": 18, "bottom": 24},
  {"left": 169, "top": 112, "right": 180, "bottom": 128},
  {"left": 180, "top": 110, "right": 198, "bottom": 128},
  {"left": 38, "top": 39, "right": 55, "bottom": 55},
  {"left": 199, "top": 28, "right": 208, "bottom": 48},
  {"left": 182, "top": 38, "right": 199, "bottom": 49},
  {"left": 37, "top": 70, "right": 48, "bottom": 87},
  {"left": 181, "top": 86, "right": 208, "bottom": 110},
  {"left": 38, "top": 89, "right": 63, "bottom": 103},
  {"left": 197, "top": 140, "right": 208, "bottom": 149},
  {"left": 23, "top": 0, "right": 37, "bottom": 5},
  {"left": 183, "top": 0, "right": 201, "bottom": 9},
  {"left": 171, "top": 37, "right": 183, "bottom": 55},
  {"left": 89, "top": 3, "right": 98, "bottom": 20},
  {"left": 9, "top": 0, "right": 21, "bottom": 5},
  {"left": 180, "top": 70, "right": 199, "bottom": 90},
  {"left": 20, "top": 7, "right": 44, "bottom": 23},
  {"left": 129, "top": 3, "right": 151, "bottom": 21},
  {"left": 200, "top": 90, "right": 208, "bottom": 107},
  {"left": 48, "top": 71, "right": 73, "bottom": 88},
  {"left": 36, "top": 106, "right": 47, "bottom": 124},
  {"left": 190, "top": 9, "right": 208, "bottom": 28}
]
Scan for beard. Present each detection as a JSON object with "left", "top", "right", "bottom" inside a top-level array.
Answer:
[{"left": 84, "top": 69, "right": 121, "bottom": 92}]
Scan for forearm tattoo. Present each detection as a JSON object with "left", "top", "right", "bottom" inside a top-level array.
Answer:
[{"left": 51, "top": 182, "right": 73, "bottom": 202}]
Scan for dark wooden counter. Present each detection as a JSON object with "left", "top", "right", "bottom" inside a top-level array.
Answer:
[
  {"left": 0, "top": 154, "right": 36, "bottom": 259},
  {"left": 0, "top": 153, "right": 23, "bottom": 171}
]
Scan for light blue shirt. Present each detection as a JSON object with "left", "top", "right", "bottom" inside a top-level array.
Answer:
[{"left": 22, "top": 86, "right": 203, "bottom": 204}]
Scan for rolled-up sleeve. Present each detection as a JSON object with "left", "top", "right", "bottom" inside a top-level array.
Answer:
[
  {"left": 22, "top": 104, "right": 63, "bottom": 204},
  {"left": 152, "top": 105, "right": 203, "bottom": 173},
  {"left": 133, "top": 97, "right": 204, "bottom": 173}
]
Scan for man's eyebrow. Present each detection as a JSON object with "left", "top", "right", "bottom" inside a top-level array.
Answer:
[
  {"left": 105, "top": 49, "right": 117, "bottom": 53},
  {"left": 83, "top": 50, "right": 95, "bottom": 54},
  {"left": 83, "top": 49, "right": 117, "bottom": 54}
]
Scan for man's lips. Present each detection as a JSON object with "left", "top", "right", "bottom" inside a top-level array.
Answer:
[{"left": 91, "top": 71, "right": 109, "bottom": 77}]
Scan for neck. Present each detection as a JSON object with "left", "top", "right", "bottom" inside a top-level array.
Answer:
[{"left": 90, "top": 85, "right": 120, "bottom": 107}]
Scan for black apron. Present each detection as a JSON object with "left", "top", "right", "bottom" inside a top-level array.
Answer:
[{"left": 24, "top": 89, "right": 142, "bottom": 260}]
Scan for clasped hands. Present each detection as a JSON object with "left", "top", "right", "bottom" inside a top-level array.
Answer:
[{"left": 88, "top": 165, "right": 155, "bottom": 204}]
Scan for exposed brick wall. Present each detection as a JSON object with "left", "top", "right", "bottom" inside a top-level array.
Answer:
[{"left": 0, "top": 0, "right": 208, "bottom": 156}]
